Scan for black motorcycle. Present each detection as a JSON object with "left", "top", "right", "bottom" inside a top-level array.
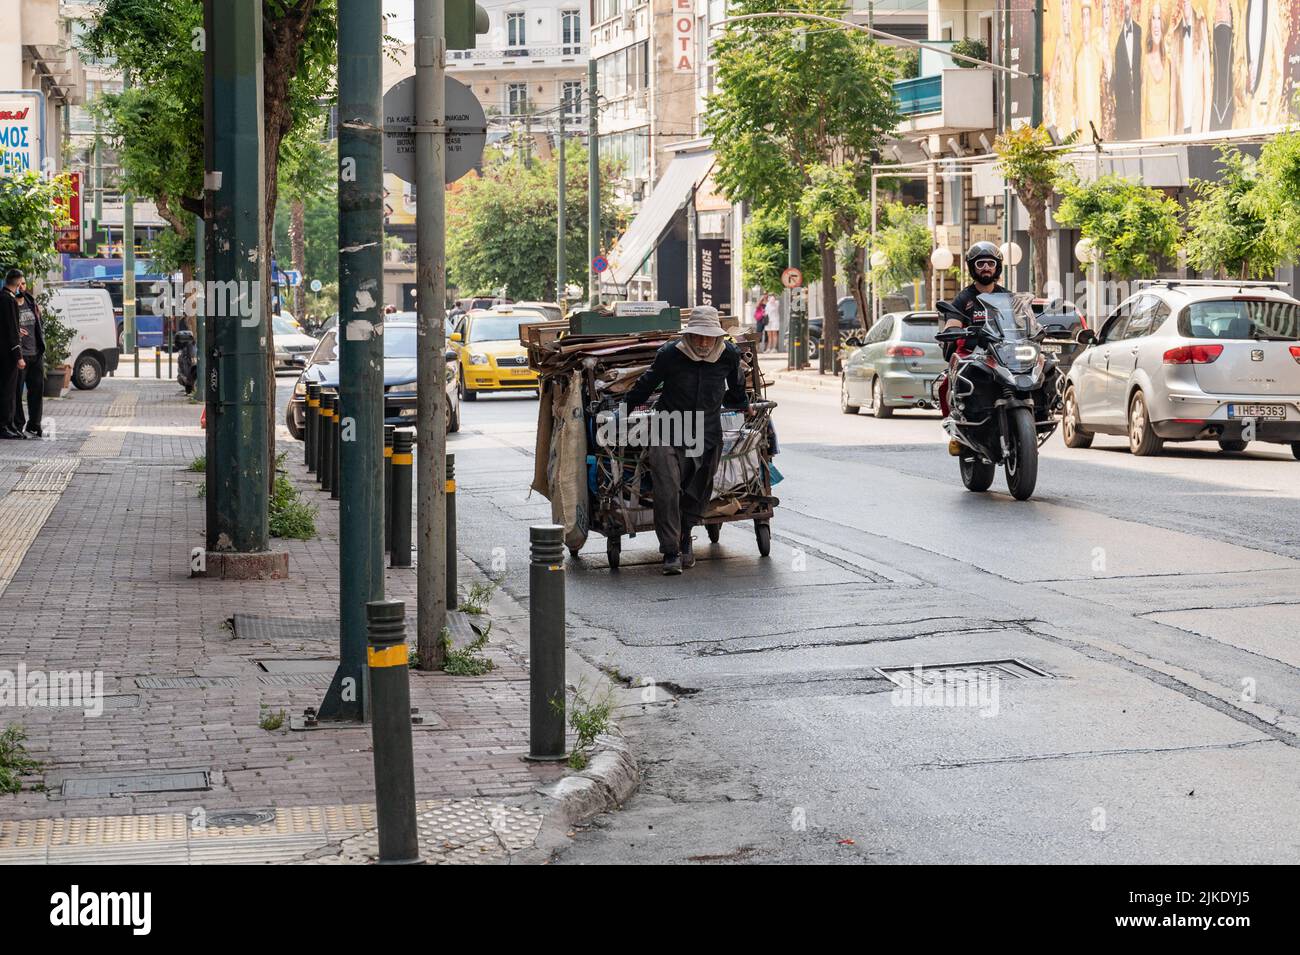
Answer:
[
  {"left": 934, "top": 292, "right": 1059, "bottom": 501},
  {"left": 174, "top": 328, "right": 198, "bottom": 395}
]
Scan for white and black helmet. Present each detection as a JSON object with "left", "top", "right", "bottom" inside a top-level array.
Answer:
[{"left": 965, "top": 241, "right": 1003, "bottom": 282}]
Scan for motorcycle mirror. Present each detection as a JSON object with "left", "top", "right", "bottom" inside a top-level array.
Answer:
[{"left": 936, "top": 301, "right": 963, "bottom": 319}]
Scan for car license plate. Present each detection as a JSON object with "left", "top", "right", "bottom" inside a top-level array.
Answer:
[
  {"left": 1041, "top": 343, "right": 1062, "bottom": 355},
  {"left": 1228, "top": 403, "right": 1286, "bottom": 419},
  {"left": 510, "top": 368, "right": 534, "bottom": 377}
]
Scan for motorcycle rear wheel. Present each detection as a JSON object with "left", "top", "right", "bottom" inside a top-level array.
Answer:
[
  {"left": 959, "top": 452, "right": 995, "bottom": 492},
  {"left": 1005, "top": 406, "right": 1039, "bottom": 501}
]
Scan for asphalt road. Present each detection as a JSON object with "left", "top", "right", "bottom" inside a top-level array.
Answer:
[{"left": 282, "top": 372, "right": 1300, "bottom": 864}]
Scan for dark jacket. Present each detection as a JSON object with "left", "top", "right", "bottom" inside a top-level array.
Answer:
[
  {"left": 0, "top": 287, "right": 21, "bottom": 364},
  {"left": 15, "top": 291, "right": 43, "bottom": 357},
  {"left": 949, "top": 282, "right": 1009, "bottom": 326},
  {"left": 624, "top": 339, "right": 750, "bottom": 444},
  {"left": 1113, "top": 19, "right": 1142, "bottom": 141}
]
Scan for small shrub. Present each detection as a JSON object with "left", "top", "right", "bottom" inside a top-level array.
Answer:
[
  {"left": 0, "top": 724, "right": 42, "bottom": 794},
  {"left": 259, "top": 707, "right": 286, "bottom": 731},
  {"left": 458, "top": 579, "right": 498, "bottom": 615},
  {"left": 269, "top": 453, "right": 317, "bottom": 539},
  {"left": 443, "top": 626, "right": 495, "bottom": 676},
  {"left": 551, "top": 680, "right": 614, "bottom": 771},
  {"left": 189, "top": 455, "right": 206, "bottom": 472}
]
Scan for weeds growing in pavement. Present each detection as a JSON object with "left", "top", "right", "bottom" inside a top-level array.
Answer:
[
  {"left": 197, "top": 480, "right": 205, "bottom": 498},
  {"left": 269, "top": 452, "right": 317, "bottom": 540},
  {"left": 408, "top": 643, "right": 420, "bottom": 668},
  {"left": 442, "top": 624, "right": 496, "bottom": 676},
  {"left": 0, "top": 724, "right": 42, "bottom": 794},
  {"left": 188, "top": 455, "right": 206, "bottom": 472},
  {"left": 552, "top": 679, "right": 614, "bottom": 771},
  {"left": 259, "top": 706, "right": 286, "bottom": 731},
  {"left": 458, "top": 579, "right": 498, "bottom": 615}
]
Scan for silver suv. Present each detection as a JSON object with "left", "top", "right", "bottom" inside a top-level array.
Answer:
[{"left": 1062, "top": 280, "right": 1300, "bottom": 457}]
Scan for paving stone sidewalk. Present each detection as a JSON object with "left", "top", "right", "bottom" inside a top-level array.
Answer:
[{"left": 0, "top": 378, "right": 569, "bottom": 864}]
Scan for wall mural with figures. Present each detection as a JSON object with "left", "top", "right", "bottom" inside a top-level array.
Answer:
[{"left": 1040, "top": 0, "right": 1299, "bottom": 140}]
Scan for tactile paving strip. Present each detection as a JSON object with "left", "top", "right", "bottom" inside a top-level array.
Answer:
[{"left": 0, "top": 458, "right": 76, "bottom": 597}]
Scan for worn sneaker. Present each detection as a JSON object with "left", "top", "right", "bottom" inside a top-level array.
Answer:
[
  {"left": 679, "top": 538, "right": 696, "bottom": 569},
  {"left": 662, "top": 553, "right": 683, "bottom": 576}
]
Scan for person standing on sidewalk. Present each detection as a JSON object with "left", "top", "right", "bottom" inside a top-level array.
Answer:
[
  {"left": 0, "top": 269, "right": 30, "bottom": 440},
  {"left": 624, "top": 306, "right": 751, "bottom": 576},
  {"left": 12, "top": 274, "right": 45, "bottom": 437},
  {"left": 764, "top": 292, "right": 781, "bottom": 353}
]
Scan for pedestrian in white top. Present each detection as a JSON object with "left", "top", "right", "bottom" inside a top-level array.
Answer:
[{"left": 764, "top": 293, "right": 781, "bottom": 353}]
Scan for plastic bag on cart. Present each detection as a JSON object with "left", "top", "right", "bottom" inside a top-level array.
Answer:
[{"left": 547, "top": 370, "right": 590, "bottom": 550}]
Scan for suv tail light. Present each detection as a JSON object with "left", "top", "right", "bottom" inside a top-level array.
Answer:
[
  {"left": 1163, "top": 344, "right": 1224, "bottom": 364},
  {"left": 886, "top": 345, "right": 925, "bottom": 358},
  {"left": 1289, "top": 345, "right": 1300, "bottom": 364}
]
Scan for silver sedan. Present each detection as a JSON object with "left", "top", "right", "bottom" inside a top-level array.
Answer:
[{"left": 840, "top": 311, "right": 947, "bottom": 417}]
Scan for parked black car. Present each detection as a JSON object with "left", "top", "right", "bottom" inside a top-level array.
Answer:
[{"left": 1032, "top": 298, "right": 1088, "bottom": 373}]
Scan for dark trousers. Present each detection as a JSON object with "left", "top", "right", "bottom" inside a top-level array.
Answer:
[
  {"left": 0, "top": 358, "right": 17, "bottom": 430},
  {"left": 14, "top": 355, "right": 42, "bottom": 431},
  {"left": 647, "top": 441, "right": 722, "bottom": 555}
]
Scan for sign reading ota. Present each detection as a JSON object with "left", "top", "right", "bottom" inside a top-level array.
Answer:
[
  {"left": 781, "top": 267, "right": 803, "bottom": 289},
  {"left": 673, "top": 0, "right": 695, "bottom": 74}
]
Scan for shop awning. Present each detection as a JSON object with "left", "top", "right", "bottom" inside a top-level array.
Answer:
[{"left": 606, "top": 151, "right": 716, "bottom": 287}]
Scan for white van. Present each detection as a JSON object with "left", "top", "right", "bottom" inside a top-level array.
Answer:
[{"left": 46, "top": 287, "right": 120, "bottom": 389}]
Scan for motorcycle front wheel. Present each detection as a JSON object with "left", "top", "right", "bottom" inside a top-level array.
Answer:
[
  {"left": 959, "top": 452, "right": 995, "bottom": 492},
  {"left": 1005, "top": 406, "right": 1039, "bottom": 501}
]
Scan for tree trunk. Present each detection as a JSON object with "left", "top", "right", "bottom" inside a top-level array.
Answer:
[
  {"left": 818, "top": 233, "right": 838, "bottom": 374},
  {"left": 1029, "top": 199, "right": 1049, "bottom": 296},
  {"left": 291, "top": 197, "right": 306, "bottom": 319},
  {"left": 848, "top": 244, "right": 869, "bottom": 332}
]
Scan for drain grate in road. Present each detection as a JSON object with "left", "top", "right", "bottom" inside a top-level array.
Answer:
[
  {"left": 100, "top": 693, "right": 142, "bottom": 709},
  {"left": 256, "top": 659, "right": 336, "bottom": 674},
  {"left": 204, "top": 808, "right": 277, "bottom": 829},
  {"left": 61, "top": 770, "right": 211, "bottom": 798},
  {"left": 233, "top": 614, "right": 337, "bottom": 642},
  {"left": 257, "top": 673, "right": 334, "bottom": 688},
  {"left": 136, "top": 676, "right": 240, "bottom": 689},
  {"left": 876, "top": 658, "right": 1051, "bottom": 689}
]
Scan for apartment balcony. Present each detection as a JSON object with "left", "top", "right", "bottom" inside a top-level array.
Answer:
[
  {"left": 447, "top": 45, "right": 589, "bottom": 69},
  {"left": 893, "top": 68, "right": 993, "bottom": 138}
]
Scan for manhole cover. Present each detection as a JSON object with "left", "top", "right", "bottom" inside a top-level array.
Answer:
[
  {"left": 256, "top": 659, "right": 336, "bottom": 674},
  {"left": 100, "top": 693, "right": 142, "bottom": 709},
  {"left": 136, "top": 676, "right": 240, "bottom": 689},
  {"left": 875, "top": 658, "right": 1051, "bottom": 689},
  {"left": 61, "top": 769, "right": 211, "bottom": 798},
  {"left": 233, "top": 614, "right": 337, "bottom": 642},
  {"left": 204, "top": 808, "right": 276, "bottom": 829},
  {"left": 257, "top": 673, "right": 335, "bottom": 687}
]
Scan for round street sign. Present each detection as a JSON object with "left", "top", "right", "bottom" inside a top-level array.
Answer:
[
  {"left": 383, "top": 75, "right": 487, "bottom": 185},
  {"left": 310, "top": 279, "right": 323, "bottom": 293},
  {"left": 781, "top": 267, "right": 803, "bottom": 289},
  {"left": 592, "top": 255, "right": 609, "bottom": 274}
]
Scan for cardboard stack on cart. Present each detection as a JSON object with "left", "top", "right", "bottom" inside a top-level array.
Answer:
[{"left": 525, "top": 302, "right": 779, "bottom": 568}]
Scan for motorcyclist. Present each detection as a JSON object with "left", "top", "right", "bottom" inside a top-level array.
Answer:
[{"left": 938, "top": 242, "right": 1008, "bottom": 418}]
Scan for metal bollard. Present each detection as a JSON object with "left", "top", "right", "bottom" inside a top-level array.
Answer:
[
  {"left": 528, "top": 525, "right": 567, "bottom": 760},
  {"left": 366, "top": 599, "right": 420, "bottom": 864},
  {"left": 446, "top": 454, "right": 457, "bottom": 610},
  {"left": 384, "top": 425, "right": 395, "bottom": 553},
  {"left": 331, "top": 399, "right": 341, "bottom": 501},
  {"left": 154, "top": 346, "right": 161, "bottom": 379},
  {"left": 389, "top": 431, "right": 413, "bottom": 567},
  {"left": 305, "top": 383, "right": 320, "bottom": 472},
  {"left": 319, "top": 394, "right": 335, "bottom": 493}
]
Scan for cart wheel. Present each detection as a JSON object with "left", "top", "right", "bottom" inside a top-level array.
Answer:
[
  {"left": 606, "top": 535, "right": 621, "bottom": 570},
  {"left": 755, "top": 521, "right": 771, "bottom": 557},
  {"left": 706, "top": 524, "right": 721, "bottom": 544}
]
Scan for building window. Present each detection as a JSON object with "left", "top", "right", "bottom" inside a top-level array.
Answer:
[
  {"left": 562, "top": 81, "right": 583, "bottom": 117},
  {"left": 507, "top": 11, "right": 525, "bottom": 47},
  {"left": 562, "top": 9, "right": 581, "bottom": 47},
  {"left": 596, "top": 0, "right": 623, "bottom": 23},
  {"left": 507, "top": 83, "right": 528, "bottom": 116},
  {"left": 596, "top": 41, "right": 649, "bottom": 101}
]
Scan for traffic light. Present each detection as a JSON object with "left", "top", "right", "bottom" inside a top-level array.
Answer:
[{"left": 446, "top": 1, "right": 489, "bottom": 50}]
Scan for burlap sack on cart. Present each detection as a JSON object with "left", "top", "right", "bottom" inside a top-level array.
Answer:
[{"left": 546, "top": 370, "right": 590, "bottom": 550}]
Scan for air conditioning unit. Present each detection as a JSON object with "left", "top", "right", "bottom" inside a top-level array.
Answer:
[
  {"left": 631, "top": 177, "right": 647, "bottom": 202},
  {"left": 621, "top": 9, "right": 635, "bottom": 30}
]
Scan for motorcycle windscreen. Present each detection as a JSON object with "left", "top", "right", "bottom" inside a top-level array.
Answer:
[{"left": 976, "top": 292, "right": 1039, "bottom": 341}]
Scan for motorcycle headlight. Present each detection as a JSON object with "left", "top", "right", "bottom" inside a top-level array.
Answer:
[{"left": 469, "top": 353, "right": 489, "bottom": 365}]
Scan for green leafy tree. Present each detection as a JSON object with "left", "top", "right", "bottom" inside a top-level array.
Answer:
[
  {"left": 798, "top": 162, "right": 869, "bottom": 335},
  {"left": 0, "top": 170, "right": 71, "bottom": 280},
  {"left": 1182, "top": 147, "right": 1276, "bottom": 280},
  {"left": 857, "top": 201, "right": 930, "bottom": 297},
  {"left": 1054, "top": 171, "right": 1182, "bottom": 279},
  {"left": 706, "top": 0, "right": 900, "bottom": 361},
  {"left": 741, "top": 205, "right": 821, "bottom": 294},
  {"left": 276, "top": 119, "right": 336, "bottom": 316},
  {"left": 447, "top": 144, "right": 625, "bottom": 301},
  {"left": 994, "top": 124, "right": 1072, "bottom": 294},
  {"left": 1243, "top": 129, "right": 1300, "bottom": 271}
]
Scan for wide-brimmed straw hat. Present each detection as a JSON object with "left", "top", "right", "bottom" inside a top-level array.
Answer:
[{"left": 681, "top": 305, "right": 726, "bottom": 337}]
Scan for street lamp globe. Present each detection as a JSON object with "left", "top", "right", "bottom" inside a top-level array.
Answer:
[
  {"left": 999, "top": 241, "right": 1023, "bottom": 266},
  {"left": 870, "top": 250, "right": 888, "bottom": 269},
  {"left": 931, "top": 246, "right": 954, "bottom": 270},
  {"left": 1074, "top": 238, "right": 1096, "bottom": 264}
]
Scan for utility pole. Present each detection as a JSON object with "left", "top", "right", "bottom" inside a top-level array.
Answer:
[
  {"left": 587, "top": 59, "right": 599, "bottom": 308},
  {"left": 202, "top": 0, "right": 271, "bottom": 562},
  {"left": 194, "top": 216, "right": 204, "bottom": 389},
  {"left": 122, "top": 73, "right": 137, "bottom": 376},
  {"left": 787, "top": 211, "right": 804, "bottom": 369},
  {"left": 557, "top": 93, "right": 566, "bottom": 306},
  {"left": 524, "top": 107, "right": 533, "bottom": 169},
  {"left": 1031, "top": 0, "right": 1044, "bottom": 127},
  {"left": 415, "top": 0, "right": 450, "bottom": 669},
  {"left": 320, "top": 0, "right": 386, "bottom": 720},
  {"left": 91, "top": 82, "right": 102, "bottom": 257}
]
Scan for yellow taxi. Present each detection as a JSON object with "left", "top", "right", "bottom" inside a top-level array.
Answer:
[{"left": 451, "top": 306, "right": 550, "bottom": 400}]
